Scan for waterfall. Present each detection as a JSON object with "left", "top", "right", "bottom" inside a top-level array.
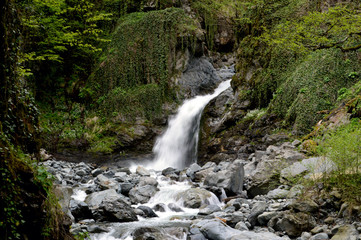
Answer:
[{"left": 149, "top": 80, "right": 231, "bottom": 170}]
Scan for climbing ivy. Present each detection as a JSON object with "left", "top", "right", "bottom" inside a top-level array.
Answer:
[{"left": 90, "top": 8, "right": 196, "bottom": 120}]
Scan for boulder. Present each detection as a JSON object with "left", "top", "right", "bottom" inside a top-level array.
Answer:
[
  {"left": 198, "top": 204, "right": 221, "bottom": 215},
  {"left": 97, "top": 198, "right": 138, "bottom": 222},
  {"left": 247, "top": 201, "right": 268, "bottom": 227},
  {"left": 192, "top": 219, "right": 242, "bottom": 240},
  {"left": 85, "top": 189, "right": 122, "bottom": 208},
  {"left": 96, "top": 174, "right": 117, "bottom": 190},
  {"left": 257, "top": 212, "right": 279, "bottom": 226},
  {"left": 272, "top": 212, "right": 316, "bottom": 237},
  {"left": 330, "top": 225, "right": 359, "bottom": 240},
  {"left": 175, "top": 188, "right": 215, "bottom": 208},
  {"left": 168, "top": 203, "right": 184, "bottom": 212},
  {"left": 204, "top": 161, "right": 244, "bottom": 195},
  {"left": 53, "top": 185, "right": 73, "bottom": 215},
  {"left": 137, "top": 206, "right": 158, "bottom": 218},
  {"left": 267, "top": 188, "right": 290, "bottom": 199},
  {"left": 129, "top": 185, "right": 158, "bottom": 204},
  {"left": 290, "top": 199, "right": 319, "bottom": 213},
  {"left": 186, "top": 163, "right": 202, "bottom": 180},
  {"left": 281, "top": 157, "right": 335, "bottom": 182},
  {"left": 69, "top": 200, "right": 93, "bottom": 221},
  {"left": 310, "top": 233, "right": 329, "bottom": 240},
  {"left": 153, "top": 203, "right": 167, "bottom": 212},
  {"left": 138, "top": 177, "right": 158, "bottom": 187},
  {"left": 136, "top": 166, "right": 151, "bottom": 176},
  {"left": 178, "top": 57, "right": 221, "bottom": 97}
]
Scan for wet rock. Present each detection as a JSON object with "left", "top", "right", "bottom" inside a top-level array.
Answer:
[
  {"left": 247, "top": 201, "right": 268, "bottom": 227},
  {"left": 118, "top": 182, "right": 134, "bottom": 196},
  {"left": 178, "top": 57, "right": 221, "bottom": 97},
  {"left": 53, "top": 185, "right": 73, "bottom": 219},
  {"left": 137, "top": 206, "right": 158, "bottom": 218},
  {"left": 330, "top": 225, "right": 359, "bottom": 240},
  {"left": 138, "top": 177, "right": 158, "bottom": 187},
  {"left": 168, "top": 203, "right": 184, "bottom": 212},
  {"left": 133, "top": 227, "right": 165, "bottom": 240},
  {"left": 96, "top": 174, "right": 117, "bottom": 190},
  {"left": 85, "top": 189, "right": 122, "bottom": 208},
  {"left": 91, "top": 168, "right": 104, "bottom": 177},
  {"left": 198, "top": 204, "right": 221, "bottom": 215},
  {"left": 186, "top": 163, "right": 202, "bottom": 180},
  {"left": 194, "top": 168, "right": 214, "bottom": 182},
  {"left": 192, "top": 219, "right": 242, "bottom": 240},
  {"left": 97, "top": 198, "right": 138, "bottom": 222},
  {"left": 87, "top": 225, "right": 109, "bottom": 233},
  {"left": 136, "top": 166, "right": 151, "bottom": 176},
  {"left": 69, "top": 200, "right": 93, "bottom": 221},
  {"left": 129, "top": 185, "right": 159, "bottom": 204},
  {"left": 162, "top": 167, "right": 178, "bottom": 176},
  {"left": 153, "top": 203, "right": 167, "bottom": 212},
  {"left": 175, "top": 188, "right": 214, "bottom": 208}
]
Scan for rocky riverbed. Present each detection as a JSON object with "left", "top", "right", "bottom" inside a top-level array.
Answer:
[{"left": 43, "top": 141, "right": 361, "bottom": 240}]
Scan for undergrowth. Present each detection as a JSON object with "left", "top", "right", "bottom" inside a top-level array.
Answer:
[{"left": 317, "top": 119, "right": 361, "bottom": 203}]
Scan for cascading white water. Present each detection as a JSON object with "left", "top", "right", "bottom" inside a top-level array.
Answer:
[{"left": 149, "top": 80, "right": 231, "bottom": 170}]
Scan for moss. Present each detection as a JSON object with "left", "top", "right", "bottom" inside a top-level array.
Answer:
[
  {"left": 267, "top": 49, "right": 360, "bottom": 134},
  {"left": 89, "top": 8, "right": 196, "bottom": 121}
]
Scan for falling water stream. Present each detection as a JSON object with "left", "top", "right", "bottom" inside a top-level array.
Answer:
[
  {"left": 149, "top": 79, "right": 231, "bottom": 170},
  {"left": 87, "top": 79, "right": 232, "bottom": 240}
]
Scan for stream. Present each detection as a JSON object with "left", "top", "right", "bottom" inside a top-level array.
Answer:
[{"left": 42, "top": 66, "right": 293, "bottom": 239}]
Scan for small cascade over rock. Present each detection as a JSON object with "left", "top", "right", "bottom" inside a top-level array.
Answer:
[{"left": 149, "top": 80, "right": 231, "bottom": 170}]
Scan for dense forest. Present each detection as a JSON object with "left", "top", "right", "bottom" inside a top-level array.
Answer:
[{"left": 1, "top": 0, "right": 361, "bottom": 239}]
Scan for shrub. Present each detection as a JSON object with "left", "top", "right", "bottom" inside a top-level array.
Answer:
[{"left": 318, "top": 119, "right": 361, "bottom": 203}]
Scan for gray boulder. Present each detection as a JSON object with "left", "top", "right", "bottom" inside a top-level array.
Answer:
[
  {"left": 97, "top": 198, "right": 138, "bottom": 222},
  {"left": 129, "top": 185, "right": 159, "bottom": 204},
  {"left": 186, "top": 163, "right": 202, "bottom": 180},
  {"left": 247, "top": 201, "right": 268, "bottom": 227},
  {"left": 192, "top": 219, "right": 242, "bottom": 240},
  {"left": 136, "top": 166, "right": 151, "bottom": 176},
  {"left": 96, "top": 174, "right": 117, "bottom": 190},
  {"left": 204, "top": 161, "right": 244, "bottom": 195},
  {"left": 69, "top": 200, "right": 93, "bottom": 221},
  {"left": 85, "top": 189, "right": 122, "bottom": 208},
  {"left": 175, "top": 188, "right": 215, "bottom": 208},
  {"left": 137, "top": 206, "right": 158, "bottom": 218},
  {"left": 198, "top": 204, "right": 221, "bottom": 215},
  {"left": 178, "top": 57, "right": 221, "bottom": 97},
  {"left": 168, "top": 203, "right": 184, "bottom": 212}
]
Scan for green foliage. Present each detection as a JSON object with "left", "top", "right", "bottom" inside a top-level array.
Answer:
[
  {"left": 90, "top": 8, "right": 195, "bottom": 120},
  {"left": 20, "top": 0, "right": 113, "bottom": 104},
  {"left": 317, "top": 119, "right": 361, "bottom": 203},
  {"left": 268, "top": 49, "right": 360, "bottom": 134},
  {"left": 261, "top": 4, "right": 361, "bottom": 53},
  {"left": 190, "top": 0, "right": 236, "bottom": 50}
]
